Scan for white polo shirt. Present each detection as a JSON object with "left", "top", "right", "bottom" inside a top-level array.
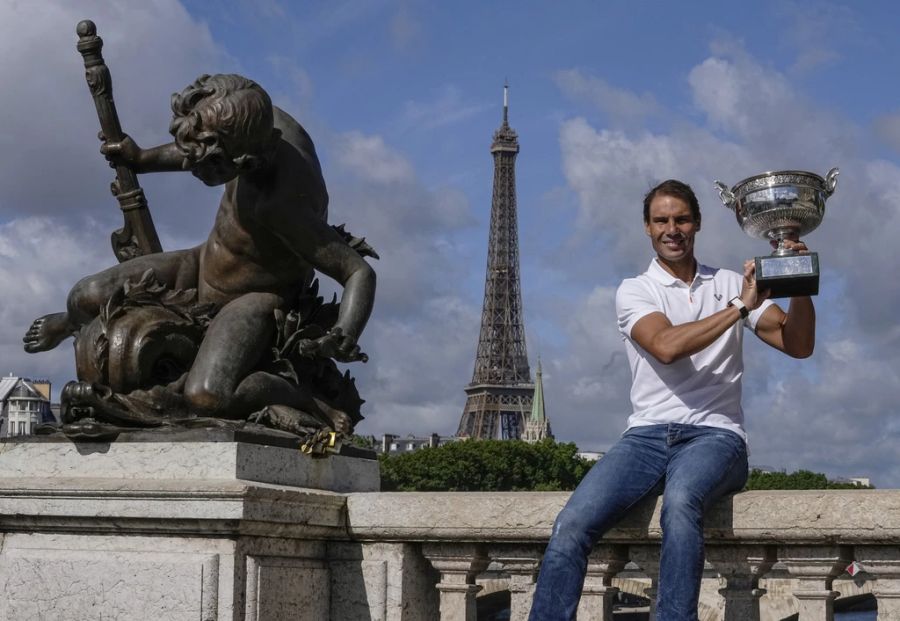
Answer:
[{"left": 615, "top": 259, "right": 773, "bottom": 441}]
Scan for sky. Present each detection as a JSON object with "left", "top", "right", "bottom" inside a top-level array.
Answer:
[{"left": 2, "top": 0, "right": 900, "bottom": 486}]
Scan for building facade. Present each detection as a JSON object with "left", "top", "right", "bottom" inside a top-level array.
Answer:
[{"left": 0, "top": 376, "right": 56, "bottom": 437}]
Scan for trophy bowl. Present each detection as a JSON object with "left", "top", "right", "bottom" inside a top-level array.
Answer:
[
  {"left": 714, "top": 168, "right": 838, "bottom": 298},
  {"left": 715, "top": 168, "right": 838, "bottom": 254}
]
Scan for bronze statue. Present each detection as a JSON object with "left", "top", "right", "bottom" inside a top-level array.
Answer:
[{"left": 23, "top": 22, "right": 377, "bottom": 448}]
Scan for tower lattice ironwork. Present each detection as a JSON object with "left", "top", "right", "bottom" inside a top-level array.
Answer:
[{"left": 457, "top": 85, "right": 533, "bottom": 440}]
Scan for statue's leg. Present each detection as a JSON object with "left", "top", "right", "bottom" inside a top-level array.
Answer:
[
  {"left": 66, "top": 246, "right": 200, "bottom": 325},
  {"left": 23, "top": 247, "right": 200, "bottom": 353},
  {"left": 183, "top": 292, "right": 341, "bottom": 427}
]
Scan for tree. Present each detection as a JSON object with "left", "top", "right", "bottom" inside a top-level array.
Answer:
[
  {"left": 379, "top": 439, "right": 593, "bottom": 492},
  {"left": 745, "top": 468, "right": 873, "bottom": 490}
]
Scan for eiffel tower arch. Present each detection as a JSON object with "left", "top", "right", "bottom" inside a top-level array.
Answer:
[{"left": 457, "top": 86, "right": 534, "bottom": 440}]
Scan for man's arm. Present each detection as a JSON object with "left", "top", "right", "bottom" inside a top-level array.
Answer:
[
  {"left": 752, "top": 239, "right": 816, "bottom": 358},
  {"left": 752, "top": 299, "right": 815, "bottom": 358},
  {"left": 629, "top": 260, "right": 768, "bottom": 365},
  {"left": 631, "top": 307, "right": 744, "bottom": 365}
]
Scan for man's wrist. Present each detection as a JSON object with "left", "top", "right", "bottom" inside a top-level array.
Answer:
[{"left": 727, "top": 296, "right": 749, "bottom": 319}]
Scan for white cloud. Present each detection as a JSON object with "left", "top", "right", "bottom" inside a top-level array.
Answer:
[
  {"left": 335, "top": 132, "right": 415, "bottom": 184},
  {"left": 555, "top": 69, "right": 661, "bottom": 128},
  {"left": 354, "top": 295, "right": 480, "bottom": 436},
  {"left": 0, "top": 0, "right": 228, "bottom": 241},
  {"left": 0, "top": 216, "right": 114, "bottom": 390},
  {"left": 401, "top": 85, "right": 491, "bottom": 132},
  {"left": 874, "top": 113, "right": 900, "bottom": 155}
]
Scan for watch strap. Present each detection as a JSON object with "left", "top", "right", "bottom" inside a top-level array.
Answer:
[{"left": 727, "top": 296, "right": 749, "bottom": 319}]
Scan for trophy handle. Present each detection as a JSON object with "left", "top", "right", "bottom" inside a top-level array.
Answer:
[
  {"left": 824, "top": 167, "right": 839, "bottom": 196},
  {"left": 714, "top": 180, "right": 736, "bottom": 208}
]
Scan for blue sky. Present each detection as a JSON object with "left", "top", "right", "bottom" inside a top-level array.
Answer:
[{"left": 3, "top": 1, "right": 900, "bottom": 486}]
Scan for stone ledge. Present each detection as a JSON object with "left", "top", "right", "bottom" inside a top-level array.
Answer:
[
  {"left": 346, "top": 490, "right": 900, "bottom": 544},
  {"left": 0, "top": 477, "right": 349, "bottom": 538},
  {"left": 0, "top": 439, "right": 379, "bottom": 492}
]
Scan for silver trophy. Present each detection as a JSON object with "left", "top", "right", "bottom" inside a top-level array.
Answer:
[{"left": 714, "top": 168, "right": 838, "bottom": 298}]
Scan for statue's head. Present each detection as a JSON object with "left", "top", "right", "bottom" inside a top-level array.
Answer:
[{"left": 169, "top": 74, "right": 281, "bottom": 185}]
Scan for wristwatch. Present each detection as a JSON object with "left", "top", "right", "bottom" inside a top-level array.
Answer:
[{"left": 727, "top": 296, "right": 749, "bottom": 319}]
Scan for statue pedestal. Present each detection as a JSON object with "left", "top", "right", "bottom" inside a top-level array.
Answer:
[{"left": 0, "top": 435, "right": 379, "bottom": 620}]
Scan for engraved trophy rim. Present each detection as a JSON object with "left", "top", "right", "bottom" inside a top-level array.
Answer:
[{"left": 727, "top": 169, "right": 827, "bottom": 193}]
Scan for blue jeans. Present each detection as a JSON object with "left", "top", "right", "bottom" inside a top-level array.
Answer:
[{"left": 528, "top": 423, "right": 748, "bottom": 621}]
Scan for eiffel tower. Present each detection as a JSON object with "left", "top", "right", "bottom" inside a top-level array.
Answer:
[{"left": 456, "top": 85, "right": 534, "bottom": 440}]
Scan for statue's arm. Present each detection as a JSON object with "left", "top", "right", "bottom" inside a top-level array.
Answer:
[
  {"left": 271, "top": 209, "right": 376, "bottom": 343},
  {"left": 101, "top": 137, "right": 185, "bottom": 174}
]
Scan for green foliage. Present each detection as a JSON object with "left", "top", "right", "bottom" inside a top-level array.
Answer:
[
  {"left": 745, "top": 468, "right": 874, "bottom": 490},
  {"left": 347, "top": 434, "right": 376, "bottom": 449},
  {"left": 379, "top": 439, "right": 593, "bottom": 492}
]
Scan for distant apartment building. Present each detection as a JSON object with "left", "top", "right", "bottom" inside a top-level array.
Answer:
[
  {"left": 378, "top": 433, "right": 457, "bottom": 455},
  {"left": 0, "top": 375, "right": 57, "bottom": 437}
]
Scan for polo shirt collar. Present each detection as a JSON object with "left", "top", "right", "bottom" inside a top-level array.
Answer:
[{"left": 645, "top": 258, "right": 715, "bottom": 286}]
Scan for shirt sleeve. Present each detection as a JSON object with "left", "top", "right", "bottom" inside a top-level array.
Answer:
[
  {"left": 616, "top": 279, "right": 661, "bottom": 339},
  {"left": 746, "top": 298, "right": 774, "bottom": 331}
]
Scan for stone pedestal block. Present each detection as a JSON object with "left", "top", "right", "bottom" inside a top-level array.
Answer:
[
  {"left": 0, "top": 438, "right": 378, "bottom": 620},
  {"left": 0, "top": 434, "right": 379, "bottom": 492}
]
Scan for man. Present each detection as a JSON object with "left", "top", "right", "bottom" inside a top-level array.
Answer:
[
  {"left": 23, "top": 74, "right": 375, "bottom": 431},
  {"left": 529, "top": 179, "right": 814, "bottom": 620}
]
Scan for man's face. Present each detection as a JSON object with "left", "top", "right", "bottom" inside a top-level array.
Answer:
[{"left": 644, "top": 194, "right": 699, "bottom": 264}]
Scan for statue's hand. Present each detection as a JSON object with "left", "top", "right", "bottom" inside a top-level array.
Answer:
[
  {"left": 99, "top": 133, "right": 143, "bottom": 169},
  {"left": 313, "top": 327, "right": 368, "bottom": 363}
]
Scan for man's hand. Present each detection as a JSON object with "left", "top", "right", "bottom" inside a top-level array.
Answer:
[
  {"left": 739, "top": 259, "right": 771, "bottom": 310},
  {"left": 773, "top": 238, "right": 810, "bottom": 254},
  {"left": 99, "top": 133, "right": 144, "bottom": 169}
]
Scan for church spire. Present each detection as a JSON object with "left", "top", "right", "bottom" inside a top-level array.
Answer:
[
  {"left": 530, "top": 358, "right": 545, "bottom": 423},
  {"left": 523, "top": 357, "right": 553, "bottom": 443}
]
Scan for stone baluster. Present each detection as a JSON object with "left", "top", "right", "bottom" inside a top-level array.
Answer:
[
  {"left": 489, "top": 544, "right": 543, "bottom": 621},
  {"left": 779, "top": 545, "right": 852, "bottom": 621},
  {"left": 854, "top": 547, "right": 900, "bottom": 621},
  {"left": 577, "top": 544, "right": 628, "bottom": 621},
  {"left": 422, "top": 543, "right": 490, "bottom": 621},
  {"left": 706, "top": 544, "right": 776, "bottom": 621},
  {"left": 630, "top": 544, "right": 661, "bottom": 620}
]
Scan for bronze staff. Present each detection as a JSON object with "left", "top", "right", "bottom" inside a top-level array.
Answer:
[{"left": 76, "top": 19, "right": 162, "bottom": 262}]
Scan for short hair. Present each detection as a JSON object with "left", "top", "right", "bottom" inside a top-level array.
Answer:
[
  {"left": 643, "top": 179, "right": 701, "bottom": 225},
  {"left": 169, "top": 74, "right": 281, "bottom": 171}
]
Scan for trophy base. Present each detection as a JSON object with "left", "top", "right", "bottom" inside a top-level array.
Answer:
[{"left": 755, "top": 252, "right": 819, "bottom": 298}]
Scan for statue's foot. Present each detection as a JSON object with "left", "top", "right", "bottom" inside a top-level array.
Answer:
[
  {"left": 23, "top": 312, "right": 72, "bottom": 353},
  {"left": 60, "top": 380, "right": 104, "bottom": 423},
  {"left": 314, "top": 398, "right": 352, "bottom": 436}
]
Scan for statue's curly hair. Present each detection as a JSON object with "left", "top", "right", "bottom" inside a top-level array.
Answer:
[{"left": 169, "top": 74, "right": 281, "bottom": 171}]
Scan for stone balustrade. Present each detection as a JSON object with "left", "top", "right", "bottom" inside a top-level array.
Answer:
[
  {"left": 342, "top": 490, "right": 900, "bottom": 621},
  {"left": 1, "top": 441, "right": 898, "bottom": 620}
]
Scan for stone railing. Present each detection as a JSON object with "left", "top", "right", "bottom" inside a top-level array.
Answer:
[
  {"left": 1, "top": 441, "right": 898, "bottom": 620},
  {"left": 339, "top": 490, "right": 900, "bottom": 621}
]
